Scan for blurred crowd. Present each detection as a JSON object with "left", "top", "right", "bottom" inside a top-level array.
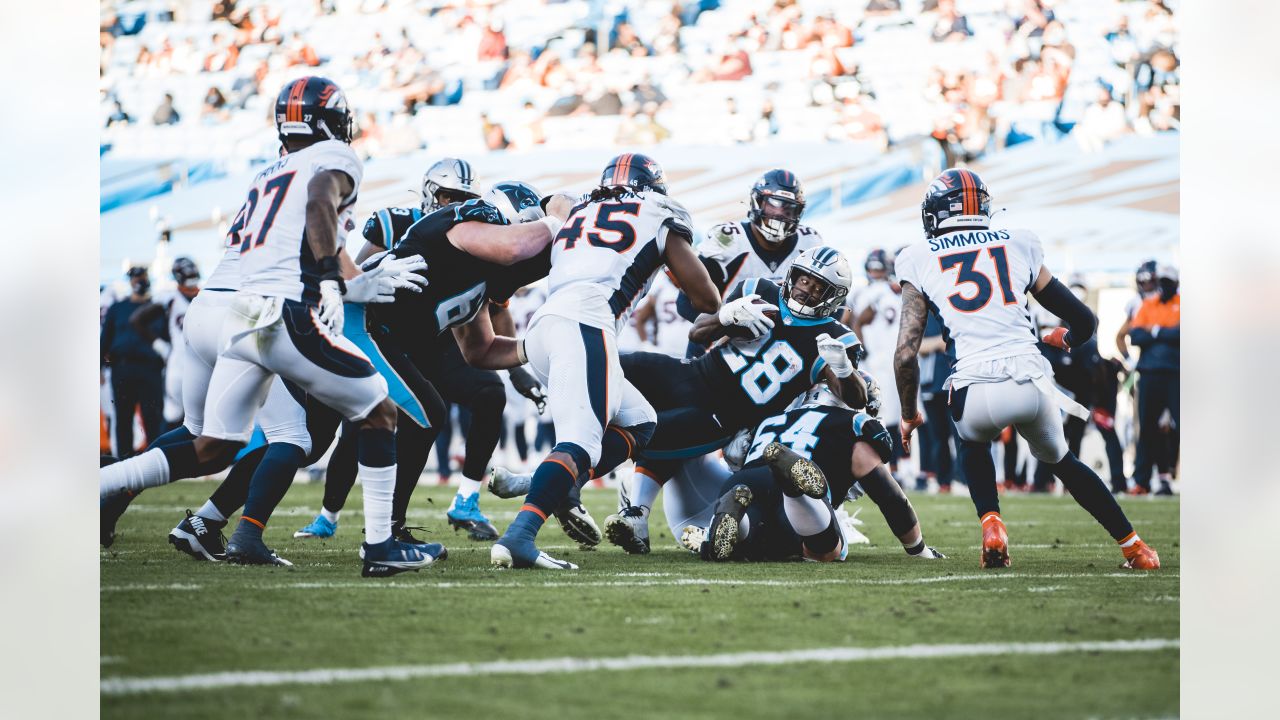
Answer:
[{"left": 100, "top": 0, "right": 1179, "bottom": 166}]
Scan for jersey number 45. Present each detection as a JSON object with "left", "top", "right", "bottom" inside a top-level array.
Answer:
[{"left": 556, "top": 202, "right": 641, "bottom": 253}]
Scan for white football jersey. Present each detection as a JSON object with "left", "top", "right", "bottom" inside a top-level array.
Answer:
[
  {"left": 236, "top": 140, "right": 363, "bottom": 302},
  {"left": 507, "top": 283, "right": 547, "bottom": 337},
  {"left": 856, "top": 280, "right": 902, "bottom": 370},
  {"left": 647, "top": 272, "right": 694, "bottom": 358},
  {"left": 895, "top": 227, "right": 1044, "bottom": 371},
  {"left": 538, "top": 189, "right": 691, "bottom": 333},
  {"left": 697, "top": 221, "right": 823, "bottom": 297},
  {"left": 154, "top": 289, "right": 194, "bottom": 349}
]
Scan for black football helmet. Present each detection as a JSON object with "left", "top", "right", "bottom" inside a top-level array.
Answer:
[
  {"left": 1135, "top": 259, "right": 1158, "bottom": 295},
  {"left": 171, "top": 257, "right": 200, "bottom": 287},
  {"left": 274, "top": 76, "right": 354, "bottom": 145},
  {"left": 865, "top": 248, "right": 889, "bottom": 279},
  {"left": 600, "top": 153, "right": 667, "bottom": 195},
  {"left": 484, "top": 180, "right": 545, "bottom": 224},
  {"left": 921, "top": 168, "right": 992, "bottom": 238},
  {"left": 748, "top": 169, "right": 806, "bottom": 243}
]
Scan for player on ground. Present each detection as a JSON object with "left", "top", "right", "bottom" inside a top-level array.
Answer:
[
  {"left": 893, "top": 168, "right": 1160, "bottom": 570},
  {"left": 459, "top": 153, "right": 721, "bottom": 569},
  {"left": 100, "top": 77, "right": 439, "bottom": 576},
  {"left": 685, "top": 384, "right": 944, "bottom": 563}
]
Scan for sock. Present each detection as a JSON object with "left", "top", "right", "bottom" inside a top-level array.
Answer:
[
  {"left": 101, "top": 448, "right": 170, "bottom": 499},
  {"left": 959, "top": 440, "right": 1000, "bottom": 518},
  {"left": 783, "top": 495, "right": 831, "bottom": 536},
  {"left": 1047, "top": 453, "right": 1135, "bottom": 541},
  {"left": 358, "top": 428, "right": 397, "bottom": 545},
  {"left": 457, "top": 476, "right": 483, "bottom": 498},
  {"left": 209, "top": 445, "right": 266, "bottom": 518},
  {"left": 196, "top": 499, "right": 226, "bottom": 523},
  {"left": 905, "top": 539, "right": 927, "bottom": 555},
  {"left": 631, "top": 470, "right": 663, "bottom": 513},
  {"left": 150, "top": 425, "right": 196, "bottom": 450},
  {"left": 242, "top": 443, "right": 306, "bottom": 527},
  {"left": 506, "top": 457, "right": 577, "bottom": 545},
  {"left": 321, "top": 507, "right": 340, "bottom": 524},
  {"left": 1118, "top": 532, "right": 1141, "bottom": 548},
  {"left": 232, "top": 515, "right": 264, "bottom": 542}
]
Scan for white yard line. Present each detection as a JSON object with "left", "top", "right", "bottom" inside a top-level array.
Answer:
[
  {"left": 100, "top": 572, "right": 1177, "bottom": 593},
  {"left": 100, "top": 638, "right": 1179, "bottom": 695}
]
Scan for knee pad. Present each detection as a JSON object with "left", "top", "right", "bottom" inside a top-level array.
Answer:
[
  {"left": 551, "top": 442, "right": 591, "bottom": 478},
  {"left": 263, "top": 422, "right": 313, "bottom": 458},
  {"left": 624, "top": 421, "right": 656, "bottom": 452},
  {"left": 853, "top": 413, "right": 894, "bottom": 463}
]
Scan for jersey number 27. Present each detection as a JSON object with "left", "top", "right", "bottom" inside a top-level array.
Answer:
[{"left": 229, "top": 172, "right": 297, "bottom": 254}]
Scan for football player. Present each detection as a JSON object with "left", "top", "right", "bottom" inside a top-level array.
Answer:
[
  {"left": 845, "top": 248, "right": 910, "bottom": 480},
  {"left": 101, "top": 77, "right": 439, "bottom": 576},
  {"left": 685, "top": 384, "right": 944, "bottom": 563},
  {"left": 456, "top": 153, "right": 721, "bottom": 569},
  {"left": 293, "top": 172, "right": 551, "bottom": 544},
  {"left": 894, "top": 168, "right": 1160, "bottom": 570},
  {"left": 129, "top": 257, "right": 203, "bottom": 430}
]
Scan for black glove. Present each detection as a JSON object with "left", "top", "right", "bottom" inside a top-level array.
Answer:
[{"left": 508, "top": 366, "right": 547, "bottom": 415}]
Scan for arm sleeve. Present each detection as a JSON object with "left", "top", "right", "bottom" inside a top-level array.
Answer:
[{"left": 1033, "top": 277, "right": 1097, "bottom": 346}]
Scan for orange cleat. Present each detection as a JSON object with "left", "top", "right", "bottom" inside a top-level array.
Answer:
[
  {"left": 980, "top": 512, "right": 1010, "bottom": 568},
  {"left": 1121, "top": 540, "right": 1161, "bottom": 570}
]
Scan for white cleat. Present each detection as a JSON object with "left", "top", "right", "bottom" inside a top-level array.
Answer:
[
  {"left": 835, "top": 506, "right": 871, "bottom": 545},
  {"left": 489, "top": 466, "right": 532, "bottom": 499},
  {"left": 554, "top": 502, "right": 602, "bottom": 547},
  {"left": 604, "top": 506, "right": 650, "bottom": 554},
  {"left": 489, "top": 542, "right": 579, "bottom": 570},
  {"left": 679, "top": 525, "right": 707, "bottom": 554}
]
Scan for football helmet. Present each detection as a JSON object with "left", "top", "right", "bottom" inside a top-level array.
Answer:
[
  {"left": 483, "top": 180, "right": 544, "bottom": 224},
  {"left": 921, "top": 168, "right": 991, "bottom": 238},
  {"left": 782, "top": 246, "right": 852, "bottom": 319},
  {"left": 865, "top": 248, "right": 889, "bottom": 279},
  {"left": 171, "top": 257, "right": 200, "bottom": 288},
  {"left": 274, "top": 76, "right": 354, "bottom": 144},
  {"left": 600, "top": 153, "right": 667, "bottom": 195},
  {"left": 1135, "top": 259, "right": 1158, "bottom": 295},
  {"left": 422, "top": 158, "right": 480, "bottom": 213},
  {"left": 748, "top": 169, "right": 806, "bottom": 243}
]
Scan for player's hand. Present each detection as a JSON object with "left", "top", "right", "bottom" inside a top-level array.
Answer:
[
  {"left": 377, "top": 254, "right": 429, "bottom": 293},
  {"left": 508, "top": 366, "right": 547, "bottom": 415},
  {"left": 544, "top": 194, "right": 575, "bottom": 220},
  {"left": 718, "top": 293, "right": 776, "bottom": 337},
  {"left": 317, "top": 279, "right": 345, "bottom": 334},
  {"left": 900, "top": 412, "right": 925, "bottom": 454},
  {"left": 1041, "top": 326, "right": 1070, "bottom": 350},
  {"left": 816, "top": 333, "right": 854, "bottom": 378}
]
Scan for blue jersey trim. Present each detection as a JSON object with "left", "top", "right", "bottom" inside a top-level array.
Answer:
[
  {"left": 341, "top": 304, "right": 430, "bottom": 428},
  {"left": 777, "top": 299, "right": 835, "bottom": 327}
]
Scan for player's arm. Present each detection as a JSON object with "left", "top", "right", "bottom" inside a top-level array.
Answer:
[
  {"left": 893, "top": 281, "right": 928, "bottom": 445},
  {"left": 305, "top": 169, "right": 354, "bottom": 265},
  {"left": 128, "top": 302, "right": 167, "bottom": 342},
  {"left": 851, "top": 306, "right": 875, "bottom": 347},
  {"left": 663, "top": 227, "right": 719, "bottom": 315},
  {"left": 452, "top": 307, "right": 522, "bottom": 370},
  {"left": 448, "top": 194, "right": 573, "bottom": 265},
  {"left": 354, "top": 241, "right": 383, "bottom": 264},
  {"left": 1114, "top": 317, "right": 1133, "bottom": 359},
  {"left": 1031, "top": 266, "right": 1098, "bottom": 349},
  {"left": 821, "top": 365, "right": 868, "bottom": 410},
  {"left": 632, "top": 294, "right": 658, "bottom": 344}
]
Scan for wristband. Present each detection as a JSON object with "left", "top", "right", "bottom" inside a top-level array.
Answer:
[
  {"left": 316, "top": 255, "right": 347, "bottom": 294},
  {"left": 516, "top": 339, "right": 528, "bottom": 365},
  {"left": 538, "top": 215, "right": 564, "bottom": 238}
]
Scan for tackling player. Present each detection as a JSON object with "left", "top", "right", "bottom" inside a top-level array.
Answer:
[{"left": 893, "top": 168, "right": 1160, "bottom": 570}]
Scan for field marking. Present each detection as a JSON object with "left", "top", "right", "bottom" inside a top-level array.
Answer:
[
  {"left": 100, "top": 637, "right": 1178, "bottom": 695},
  {"left": 101, "top": 572, "right": 1177, "bottom": 593}
]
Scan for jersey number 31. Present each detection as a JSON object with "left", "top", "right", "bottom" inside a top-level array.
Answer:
[{"left": 938, "top": 246, "right": 1017, "bottom": 312}]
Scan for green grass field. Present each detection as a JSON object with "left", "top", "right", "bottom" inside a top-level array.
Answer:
[{"left": 101, "top": 481, "right": 1179, "bottom": 719}]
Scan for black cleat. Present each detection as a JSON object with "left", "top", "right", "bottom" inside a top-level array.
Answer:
[
  {"left": 101, "top": 492, "right": 136, "bottom": 548},
  {"left": 224, "top": 530, "right": 292, "bottom": 567},
  {"left": 702, "top": 484, "right": 753, "bottom": 561},
  {"left": 168, "top": 510, "right": 228, "bottom": 561},
  {"left": 763, "top": 442, "right": 828, "bottom": 499}
]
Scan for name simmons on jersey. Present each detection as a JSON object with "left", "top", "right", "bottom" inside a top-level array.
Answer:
[{"left": 927, "top": 229, "right": 1011, "bottom": 252}]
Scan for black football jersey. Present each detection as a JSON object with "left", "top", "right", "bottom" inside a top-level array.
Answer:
[
  {"left": 361, "top": 206, "right": 424, "bottom": 250},
  {"left": 694, "top": 278, "right": 862, "bottom": 426},
  {"left": 368, "top": 199, "right": 550, "bottom": 350},
  {"left": 741, "top": 404, "right": 871, "bottom": 504}
]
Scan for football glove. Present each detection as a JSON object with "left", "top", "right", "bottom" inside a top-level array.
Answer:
[
  {"left": 507, "top": 366, "right": 547, "bottom": 415},
  {"left": 317, "top": 279, "right": 345, "bottom": 334},
  {"left": 858, "top": 369, "right": 882, "bottom": 417},
  {"left": 718, "top": 293, "right": 776, "bottom": 337},
  {"left": 816, "top": 332, "right": 854, "bottom": 378},
  {"left": 1042, "top": 326, "right": 1070, "bottom": 350},
  {"left": 899, "top": 411, "right": 925, "bottom": 454},
  {"left": 347, "top": 253, "right": 429, "bottom": 303}
]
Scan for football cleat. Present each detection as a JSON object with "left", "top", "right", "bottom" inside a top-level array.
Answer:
[
  {"left": 604, "top": 505, "right": 651, "bottom": 555},
  {"left": 489, "top": 466, "right": 532, "bottom": 499},
  {"left": 835, "top": 506, "right": 871, "bottom": 546},
  {"left": 1120, "top": 540, "right": 1161, "bottom": 570},
  {"left": 224, "top": 532, "right": 293, "bottom": 567},
  {"left": 679, "top": 525, "right": 707, "bottom": 554},
  {"left": 447, "top": 493, "right": 499, "bottom": 541},
  {"left": 361, "top": 540, "right": 447, "bottom": 563},
  {"left": 1154, "top": 480, "right": 1174, "bottom": 496},
  {"left": 490, "top": 540, "right": 578, "bottom": 570},
  {"left": 555, "top": 500, "right": 602, "bottom": 548},
  {"left": 392, "top": 522, "right": 429, "bottom": 546},
  {"left": 703, "top": 484, "right": 753, "bottom": 562},
  {"left": 361, "top": 538, "right": 434, "bottom": 578},
  {"left": 294, "top": 514, "right": 337, "bottom": 539},
  {"left": 980, "top": 512, "right": 1010, "bottom": 569},
  {"left": 763, "top": 441, "right": 827, "bottom": 499},
  {"left": 100, "top": 490, "right": 136, "bottom": 549},
  {"left": 910, "top": 545, "right": 947, "bottom": 560},
  {"left": 167, "top": 510, "right": 227, "bottom": 561}
]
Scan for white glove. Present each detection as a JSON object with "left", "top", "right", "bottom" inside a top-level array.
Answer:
[
  {"left": 317, "top": 279, "right": 344, "bottom": 334},
  {"left": 347, "top": 253, "right": 429, "bottom": 303},
  {"left": 722, "top": 427, "right": 755, "bottom": 472},
  {"left": 151, "top": 339, "right": 171, "bottom": 358},
  {"left": 718, "top": 293, "right": 776, "bottom": 337},
  {"left": 816, "top": 333, "right": 854, "bottom": 378}
]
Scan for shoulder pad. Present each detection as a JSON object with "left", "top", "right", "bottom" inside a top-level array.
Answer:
[
  {"left": 453, "top": 199, "right": 509, "bottom": 226},
  {"left": 698, "top": 222, "right": 747, "bottom": 260},
  {"left": 654, "top": 196, "right": 694, "bottom": 237}
]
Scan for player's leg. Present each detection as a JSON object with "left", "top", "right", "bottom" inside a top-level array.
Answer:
[
  {"left": 699, "top": 467, "right": 774, "bottom": 561},
  {"left": 950, "top": 382, "right": 1018, "bottom": 568},
  {"left": 1151, "top": 371, "right": 1178, "bottom": 495},
  {"left": 1130, "top": 372, "right": 1158, "bottom": 493},
  {"left": 109, "top": 368, "right": 140, "bottom": 457},
  {"left": 667, "top": 453, "right": 732, "bottom": 551},
  {"left": 494, "top": 318, "right": 618, "bottom": 569},
  {"left": 1016, "top": 382, "right": 1160, "bottom": 570},
  {"left": 163, "top": 346, "right": 186, "bottom": 431},
  {"left": 433, "top": 343, "right": 504, "bottom": 541}
]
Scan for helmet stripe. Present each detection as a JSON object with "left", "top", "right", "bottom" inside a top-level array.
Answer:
[
  {"left": 615, "top": 153, "right": 632, "bottom": 187},
  {"left": 288, "top": 77, "right": 309, "bottom": 123},
  {"left": 958, "top": 170, "right": 975, "bottom": 215}
]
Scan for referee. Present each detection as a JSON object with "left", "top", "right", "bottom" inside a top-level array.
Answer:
[{"left": 100, "top": 267, "right": 166, "bottom": 457}]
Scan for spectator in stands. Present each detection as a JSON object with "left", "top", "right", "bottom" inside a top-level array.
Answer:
[
  {"left": 478, "top": 20, "right": 508, "bottom": 61},
  {"left": 508, "top": 101, "right": 546, "bottom": 150},
  {"left": 1128, "top": 264, "right": 1180, "bottom": 495},
  {"left": 352, "top": 112, "right": 384, "bottom": 159},
  {"left": 286, "top": 32, "right": 320, "bottom": 67},
  {"left": 931, "top": 0, "right": 973, "bottom": 43},
  {"left": 152, "top": 93, "right": 180, "bottom": 126},
  {"left": 203, "top": 33, "right": 239, "bottom": 72},
  {"left": 481, "top": 113, "right": 509, "bottom": 151},
  {"left": 201, "top": 86, "right": 229, "bottom": 123},
  {"left": 1075, "top": 85, "right": 1129, "bottom": 152},
  {"left": 105, "top": 99, "right": 132, "bottom": 128},
  {"left": 616, "top": 103, "right": 671, "bottom": 145},
  {"left": 692, "top": 40, "right": 752, "bottom": 82},
  {"left": 611, "top": 21, "right": 650, "bottom": 57},
  {"left": 865, "top": 0, "right": 902, "bottom": 14},
  {"left": 101, "top": 268, "right": 166, "bottom": 457},
  {"left": 828, "top": 94, "right": 887, "bottom": 149},
  {"left": 228, "top": 60, "right": 268, "bottom": 109},
  {"left": 754, "top": 99, "right": 780, "bottom": 141}
]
